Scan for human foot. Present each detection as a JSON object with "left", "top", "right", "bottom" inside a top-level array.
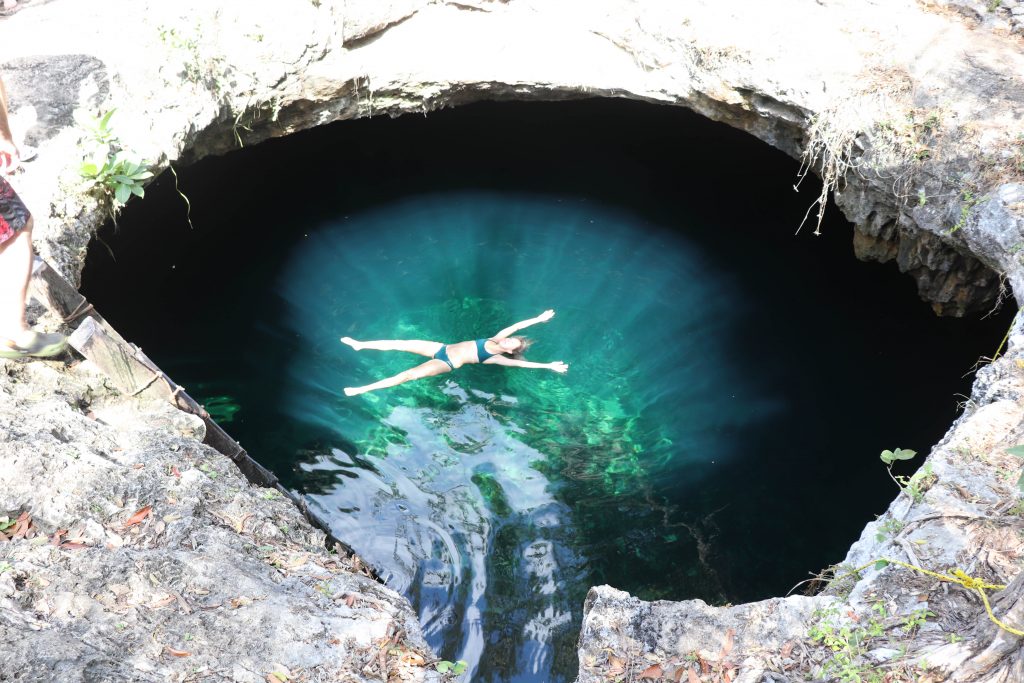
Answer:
[
  {"left": 340, "top": 336, "right": 363, "bottom": 351},
  {"left": 0, "top": 1, "right": 20, "bottom": 17},
  {"left": 343, "top": 387, "right": 362, "bottom": 396},
  {"left": 0, "top": 329, "right": 67, "bottom": 359}
]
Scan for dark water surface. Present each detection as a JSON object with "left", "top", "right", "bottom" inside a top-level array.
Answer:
[{"left": 81, "top": 100, "right": 1011, "bottom": 683}]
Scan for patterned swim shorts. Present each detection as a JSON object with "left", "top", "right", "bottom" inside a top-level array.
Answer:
[{"left": 0, "top": 175, "right": 30, "bottom": 245}]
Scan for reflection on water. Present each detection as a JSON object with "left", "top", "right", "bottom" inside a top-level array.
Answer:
[{"left": 303, "top": 393, "right": 581, "bottom": 681}]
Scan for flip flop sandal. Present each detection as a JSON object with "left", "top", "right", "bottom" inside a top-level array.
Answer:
[{"left": 0, "top": 331, "right": 67, "bottom": 359}]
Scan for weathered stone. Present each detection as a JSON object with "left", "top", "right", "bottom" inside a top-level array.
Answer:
[
  {"left": 0, "top": 361, "right": 435, "bottom": 682},
  {"left": 341, "top": 0, "right": 431, "bottom": 45},
  {"left": 577, "top": 585, "right": 823, "bottom": 683}
]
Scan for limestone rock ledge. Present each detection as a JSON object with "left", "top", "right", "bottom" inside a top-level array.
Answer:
[
  {"left": 0, "top": 361, "right": 436, "bottom": 682},
  {"left": 577, "top": 586, "right": 822, "bottom": 683}
]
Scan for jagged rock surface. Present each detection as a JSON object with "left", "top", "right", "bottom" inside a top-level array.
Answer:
[
  {"left": 0, "top": 361, "right": 434, "bottom": 682},
  {"left": 577, "top": 586, "right": 822, "bottom": 683}
]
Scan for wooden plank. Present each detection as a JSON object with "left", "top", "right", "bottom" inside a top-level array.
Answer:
[
  {"left": 68, "top": 316, "right": 279, "bottom": 488},
  {"left": 30, "top": 257, "right": 109, "bottom": 329},
  {"left": 69, "top": 317, "right": 162, "bottom": 400}
]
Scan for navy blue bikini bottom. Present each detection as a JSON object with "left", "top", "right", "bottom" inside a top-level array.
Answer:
[{"left": 432, "top": 345, "right": 455, "bottom": 370}]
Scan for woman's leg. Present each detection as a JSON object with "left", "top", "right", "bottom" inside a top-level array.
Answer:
[
  {"left": 340, "top": 337, "right": 442, "bottom": 357},
  {"left": 0, "top": 215, "right": 32, "bottom": 338},
  {"left": 344, "top": 359, "right": 450, "bottom": 396}
]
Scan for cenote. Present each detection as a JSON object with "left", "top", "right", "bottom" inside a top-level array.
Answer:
[{"left": 81, "top": 100, "right": 1011, "bottom": 682}]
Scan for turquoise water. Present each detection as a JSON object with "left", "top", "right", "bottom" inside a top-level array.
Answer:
[
  {"left": 277, "top": 193, "right": 759, "bottom": 680},
  {"left": 80, "top": 101, "right": 1009, "bottom": 683}
]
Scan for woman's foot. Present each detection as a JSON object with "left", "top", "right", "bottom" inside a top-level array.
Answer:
[
  {"left": 343, "top": 387, "right": 362, "bottom": 396},
  {"left": 0, "top": 1, "right": 20, "bottom": 17},
  {"left": 0, "top": 329, "right": 67, "bottom": 359},
  {"left": 340, "top": 336, "right": 363, "bottom": 351}
]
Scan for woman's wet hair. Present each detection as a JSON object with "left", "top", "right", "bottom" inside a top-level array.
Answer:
[{"left": 508, "top": 335, "right": 533, "bottom": 359}]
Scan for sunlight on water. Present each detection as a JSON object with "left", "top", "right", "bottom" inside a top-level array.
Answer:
[
  {"left": 276, "top": 191, "right": 777, "bottom": 682},
  {"left": 302, "top": 397, "right": 575, "bottom": 680}
]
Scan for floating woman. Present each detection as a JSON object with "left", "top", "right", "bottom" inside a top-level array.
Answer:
[{"left": 341, "top": 309, "right": 569, "bottom": 396}]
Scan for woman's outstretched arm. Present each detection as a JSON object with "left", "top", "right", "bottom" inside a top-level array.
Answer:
[
  {"left": 486, "top": 355, "right": 568, "bottom": 373},
  {"left": 493, "top": 309, "right": 555, "bottom": 339}
]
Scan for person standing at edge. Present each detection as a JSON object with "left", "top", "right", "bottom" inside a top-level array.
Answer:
[{"left": 0, "top": 74, "right": 66, "bottom": 358}]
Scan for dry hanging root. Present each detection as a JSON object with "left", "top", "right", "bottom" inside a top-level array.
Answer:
[
  {"left": 795, "top": 112, "right": 858, "bottom": 236},
  {"left": 794, "top": 66, "right": 919, "bottom": 236}
]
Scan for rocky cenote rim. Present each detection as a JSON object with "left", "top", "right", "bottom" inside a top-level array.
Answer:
[{"left": 2, "top": 0, "right": 1024, "bottom": 681}]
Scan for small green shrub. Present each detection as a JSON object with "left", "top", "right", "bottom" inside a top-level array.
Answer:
[
  {"left": 949, "top": 189, "right": 982, "bottom": 234},
  {"left": 808, "top": 605, "right": 886, "bottom": 683},
  {"left": 808, "top": 601, "right": 939, "bottom": 683},
  {"left": 903, "top": 608, "right": 935, "bottom": 633},
  {"left": 880, "top": 448, "right": 935, "bottom": 502},
  {"left": 905, "top": 463, "right": 935, "bottom": 503},
  {"left": 875, "top": 517, "right": 905, "bottom": 543},
  {"left": 77, "top": 110, "right": 153, "bottom": 210},
  {"left": 880, "top": 448, "right": 916, "bottom": 466}
]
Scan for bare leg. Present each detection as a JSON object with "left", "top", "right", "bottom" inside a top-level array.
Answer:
[
  {"left": 0, "top": 216, "right": 32, "bottom": 338},
  {"left": 340, "top": 337, "right": 443, "bottom": 357},
  {"left": 345, "top": 359, "right": 450, "bottom": 396}
]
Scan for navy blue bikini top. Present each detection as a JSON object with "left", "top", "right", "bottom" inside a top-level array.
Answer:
[{"left": 476, "top": 338, "right": 497, "bottom": 362}]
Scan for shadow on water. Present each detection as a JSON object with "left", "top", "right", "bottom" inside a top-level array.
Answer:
[{"left": 80, "top": 99, "right": 1014, "bottom": 683}]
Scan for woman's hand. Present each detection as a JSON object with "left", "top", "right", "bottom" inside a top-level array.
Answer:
[
  {"left": 549, "top": 361, "right": 568, "bottom": 373},
  {"left": 536, "top": 309, "right": 555, "bottom": 322}
]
